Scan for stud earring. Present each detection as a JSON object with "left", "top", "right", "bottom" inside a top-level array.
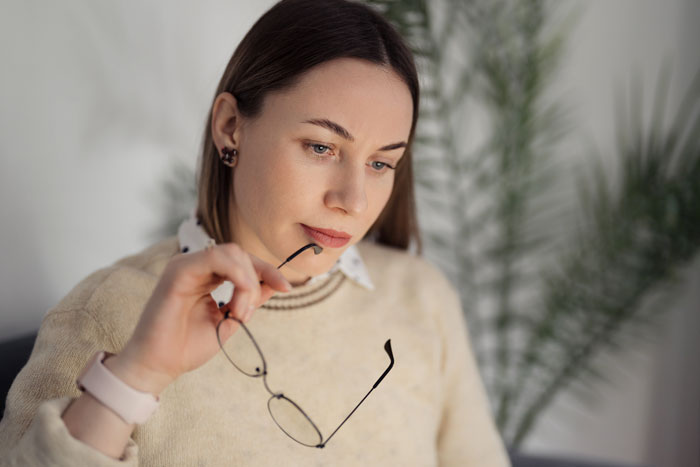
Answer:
[{"left": 220, "top": 147, "right": 239, "bottom": 167}]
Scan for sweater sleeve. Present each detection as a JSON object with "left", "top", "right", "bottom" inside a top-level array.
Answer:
[
  {"left": 434, "top": 279, "right": 511, "bottom": 467},
  {"left": 0, "top": 309, "right": 138, "bottom": 466}
]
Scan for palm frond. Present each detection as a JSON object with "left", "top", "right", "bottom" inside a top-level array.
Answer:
[{"left": 508, "top": 70, "right": 700, "bottom": 445}]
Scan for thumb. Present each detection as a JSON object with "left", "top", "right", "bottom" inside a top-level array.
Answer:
[{"left": 257, "top": 285, "right": 278, "bottom": 307}]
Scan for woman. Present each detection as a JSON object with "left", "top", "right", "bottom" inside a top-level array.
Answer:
[{"left": 0, "top": 0, "right": 509, "bottom": 465}]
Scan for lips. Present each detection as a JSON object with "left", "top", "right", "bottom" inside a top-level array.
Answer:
[{"left": 301, "top": 224, "right": 351, "bottom": 248}]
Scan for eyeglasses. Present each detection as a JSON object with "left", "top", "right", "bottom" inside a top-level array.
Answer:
[{"left": 215, "top": 243, "right": 394, "bottom": 449}]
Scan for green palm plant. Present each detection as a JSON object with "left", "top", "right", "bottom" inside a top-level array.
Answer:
[{"left": 506, "top": 70, "right": 700, "bottom": 444}]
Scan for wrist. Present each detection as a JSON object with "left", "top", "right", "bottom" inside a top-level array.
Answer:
[
  {"left": 77, "top": 352, "right": 160, "bottom": 425},
  {"left": 103, "top": 353, "right": 173, "bottom": 396}
]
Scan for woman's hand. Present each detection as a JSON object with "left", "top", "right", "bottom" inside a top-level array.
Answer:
[{"left": 105, "top": 243, "right": 292, "bottom": 395}]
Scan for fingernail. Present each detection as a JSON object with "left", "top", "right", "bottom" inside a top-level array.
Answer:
[{"left": 283, "top": 280, "right": 292, "bottom": 292}]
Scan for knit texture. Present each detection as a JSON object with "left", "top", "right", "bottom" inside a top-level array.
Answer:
[{"left": 0, "top": 238, "right": 510, "bottom": 466}]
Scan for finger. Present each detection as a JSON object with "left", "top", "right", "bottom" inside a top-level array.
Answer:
[
  {"left": 228, "top": 288, "right": 254, "bottom": 322},
  {"left": 250, "top": 255, "right": 293, "bottom": 292},
  {"left": 215, "top": 306, "right": 241, "bottom": 343},
  {"left": 259, "top": 284, "right": 277, "bottom": 305},
  {"left": 251, "top": 282, "right": 288, "bottom": 310},
  {"left": 220, "top": 246, "right": 261, "bottom": 305},
  {"left": 181, "top": 244, "right": 258, "bottom": 295}
]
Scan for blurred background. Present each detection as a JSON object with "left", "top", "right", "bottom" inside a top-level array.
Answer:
[{"left": 0, "top": 1, "right": 698, "bottom": 465}]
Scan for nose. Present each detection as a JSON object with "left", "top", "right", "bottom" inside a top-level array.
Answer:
[{"left": 324, "top": 165, "right": 368, "bottom": 215}]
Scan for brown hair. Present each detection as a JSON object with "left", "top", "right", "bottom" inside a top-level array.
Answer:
[{"left": 197, "top": 0, "right": 421, "bottom": 253}]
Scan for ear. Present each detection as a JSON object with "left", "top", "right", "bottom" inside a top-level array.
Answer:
[{"left": 211, "top": 92, "right": 245, "bottom": 154}]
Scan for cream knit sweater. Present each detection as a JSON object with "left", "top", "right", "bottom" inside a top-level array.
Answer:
[{"left": 0, "top": 238, "right": 509, "bottom": 466}]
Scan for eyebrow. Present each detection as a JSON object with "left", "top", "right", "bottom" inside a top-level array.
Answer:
[{"left": 302, "top": 118, "right": 407, "bottom": 152}]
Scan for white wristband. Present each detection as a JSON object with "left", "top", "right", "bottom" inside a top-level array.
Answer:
[{"left": 77, "top": 351, "right": 160, "bottom": 425}]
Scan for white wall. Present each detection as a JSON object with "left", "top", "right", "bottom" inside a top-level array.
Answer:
[
  {"left": 0, "top": 0, "right": 278, "bottom": 340},
  {"left": 1, "top": 1, "right": 698, "bottom": 465}
]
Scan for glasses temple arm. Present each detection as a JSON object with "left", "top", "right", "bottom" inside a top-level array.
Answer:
[
  {"left": 321, "top": 339, "right": 394, "bottom": 447},
  {"left": 279, "top": 244, "right": 323, "bottom": 269},
  {"left": 258, "top": 243, "right": 323, "bottom": 284}
]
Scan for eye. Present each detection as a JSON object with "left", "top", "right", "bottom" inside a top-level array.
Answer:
[
  {"left": 369, "top": 161, "right": 395, "bottom": 173},
  {"left": 307, "top": 143, "right": 331, "bottom": 155}
]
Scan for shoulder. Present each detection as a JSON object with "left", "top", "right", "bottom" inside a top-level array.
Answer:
[
  {"left": 356, "top": 241, "right": 460, "bottom": 308},
  {"left": 55, "top": 237, "right": 179, "bottom": 313},
  {"left": 357, "top": 241, "right": 456, "bottom": 290},
  {"left": 45, "top": 237, "right": 180, "bottom": 344}
]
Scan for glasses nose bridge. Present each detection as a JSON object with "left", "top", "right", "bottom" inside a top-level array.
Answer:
[{"left": 260, "top": 370, "right": 280, "bottom": 398}]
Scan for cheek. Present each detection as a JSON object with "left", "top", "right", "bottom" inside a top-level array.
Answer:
[
  {"left": 233, "top": 144, "right": 319, "bottom": 221},
  {"left": 368, "top": 177, "right": 395, "bottom": 218},
  {"left": 231, "top": 148, "right": 279, "bottom": 223}
]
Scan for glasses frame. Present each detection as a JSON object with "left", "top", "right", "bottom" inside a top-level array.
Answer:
[{"left": 214, "top": 243, "right": 394, "bottom": 448}]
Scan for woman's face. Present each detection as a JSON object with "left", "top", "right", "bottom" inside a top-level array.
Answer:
[{"left": 213, "top": 58, "right": 413, "bottom": 285}]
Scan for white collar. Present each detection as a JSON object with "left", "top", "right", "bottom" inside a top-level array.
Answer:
[{"left": 177, "top": 215, "right": 374, "bottom": 305}]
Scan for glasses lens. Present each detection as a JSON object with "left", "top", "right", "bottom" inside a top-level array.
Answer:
[
  {"left": 219, "top": 322, "right": 265, "bottom": 377},
  {"left": 268, "top": 395, "right": 322, "bottom": 447}
]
